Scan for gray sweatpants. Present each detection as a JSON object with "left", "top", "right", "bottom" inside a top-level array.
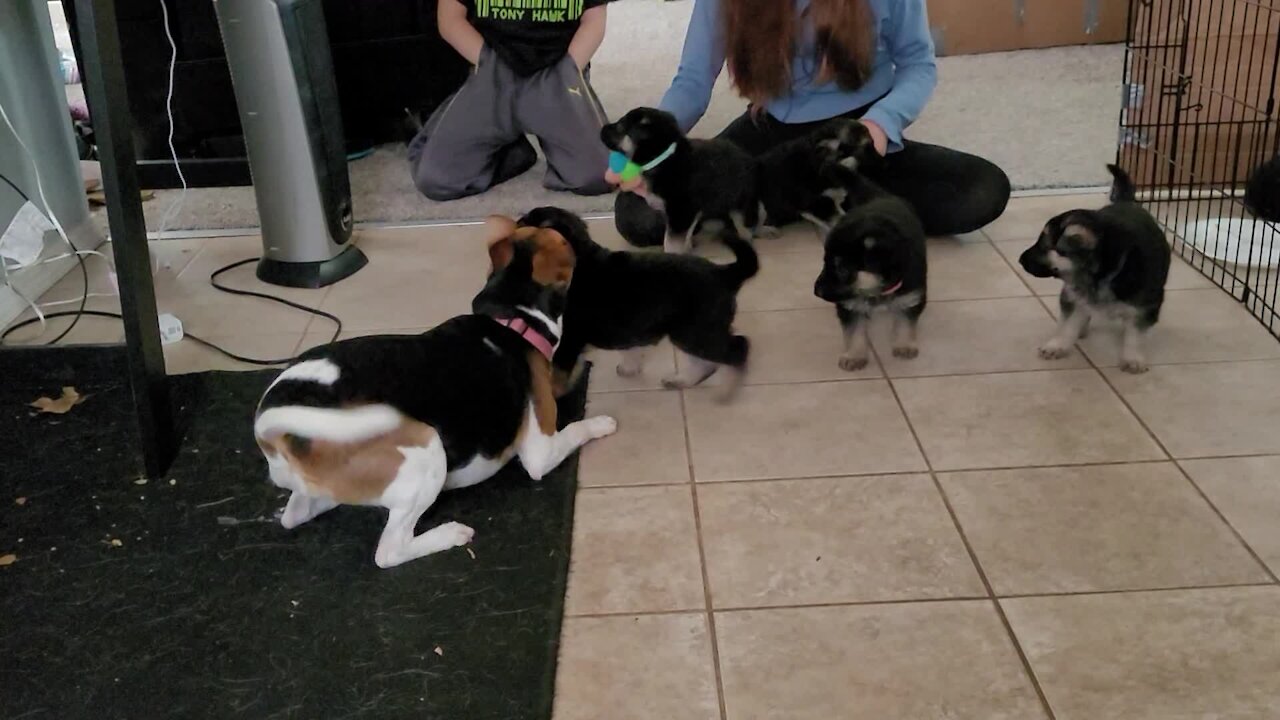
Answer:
[{"left": 408, "top": 47, "right": 611, "bottom": 201}]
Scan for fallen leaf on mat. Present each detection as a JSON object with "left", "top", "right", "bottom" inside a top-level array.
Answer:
[
  {"left": 133, "top": 478, "right": 148, "bottom": 486},
  {"left": 14, "top": 497, "right": 27, "bottom": 506},
  {"left": 433, "top": 646, "right": 444, "bottom": 657},
  {"left": 109, "top": 539, "right": 123, "bottom": 547},
  {"left": 0, "top": 554, "right": 17, "bottom": 566},
  {"left": 30, "top": 387, "right": 87, "bottom": 414},
  {"left": 466, "top": 548, "right": 476, "bottom": 560}
]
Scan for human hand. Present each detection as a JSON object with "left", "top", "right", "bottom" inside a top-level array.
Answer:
[{"left": 860, "top": 119, "right": 889, "bottom": 156}]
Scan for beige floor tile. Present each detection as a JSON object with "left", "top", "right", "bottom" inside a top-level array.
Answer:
[
  {"left": 157, "top": 236, "right": 332, "bottom": 336},
  {"left": 895, "top": 370, "right": 1163, "bottom": 471},
  {"left": 690, "top": 308, "right": 883, "bottom": 387},
  {"left": 939, "top": 463, "right": 1269, "bottom": 595},
  {"left": 566, "top": 486, "right": 705, "bottom": 615},
  {"left": 926, "top": 240, "right": 1032, "bottom": 301},
  {"left": 582, "top": 340, "right": 679, "bottom": 394},
  {"left": 698, "top": 475, "right": 984, "bottom": 608},
  {"left": 738, "top": 251, "right": 827, "bottom": 312},
  {"left": 1182, "top": 455, "right": 1280, "bottom": 576},
  {"left": 580, "top": 391, "right": 689, "bottom": 486},
  {"left": 1104, "top": 360, "right": 1280, "bottom": 458},
  {"left": 684, "top": 380, "right": 926, "bottom": 482},
  {"left": 553, "top": 614, "right": 720, "bottom": 720},
  {"left": 319, "top": 227, "right": 489, "bottom": 332},
  {"left": 716, "top": 602, "right": 1049, "bottom": 720},
  {"left": 1078, "top": 288, "right": 1280, "bottom": 367},
  {"left": 163, "top": 332, "right": 304, "bottom": 374},
  {"left": 983, "top": 192, "right": 1108, "bottom": 244},
  {"left": 1004, "top": 587, "right": 1280, "bottom": 720},
  {"left": 993, "top": 240, "right": 1215, "bottom": 297},
  {"left": 871, "top": 297, "right": 1088, "bottom": 377}
]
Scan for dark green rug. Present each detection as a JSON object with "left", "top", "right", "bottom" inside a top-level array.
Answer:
[{"left": 0, "top": 348, "right": 586, "bottom": 719}]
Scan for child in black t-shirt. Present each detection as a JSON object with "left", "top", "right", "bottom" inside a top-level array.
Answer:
[{"left": 408, "top": 0, "right": 614, "bottom": 200}]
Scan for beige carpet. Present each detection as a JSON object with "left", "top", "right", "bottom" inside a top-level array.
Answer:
[{"left": 117, "top": 0, "right": 1123, "bottom": 232}]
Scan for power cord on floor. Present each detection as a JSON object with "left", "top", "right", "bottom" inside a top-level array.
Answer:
[
  {"left": 1, "top": 254, "right": 343, "bottom": 366},
  {"left": 1, "top": 170, "right": 91, "bottom": 346}
]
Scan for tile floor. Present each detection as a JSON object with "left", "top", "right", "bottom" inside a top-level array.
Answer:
[{"left": 10, "top": 193, "right": 1280, "bottom": 719}]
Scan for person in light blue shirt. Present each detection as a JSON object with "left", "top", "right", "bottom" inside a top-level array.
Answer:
[{"left": 615, "top": 0, "right": 1010, "bottom": 247}]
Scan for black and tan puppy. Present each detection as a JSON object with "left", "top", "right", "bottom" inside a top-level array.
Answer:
[
  {"left": 1019, "top": 164, "right": 1171, "bottom": 373},
  {"left": 519, "top": 206, "right": 757, "bottom": 398},
  {"left": 758, "top": 118, "right": 879, "bottom": 228},
  {"left": 602, "top": 107, "right": 763, "bottom": 253},
  {"left": 813, "top": 171, "right": 928, "bottom": 371}
]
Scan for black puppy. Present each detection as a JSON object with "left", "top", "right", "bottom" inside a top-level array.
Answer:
[
  {"left": 1019, "top": 164, "right": 1171, "bottom": 373},
  {"left": 813, "top": 171, "right": 927, "bottom": 371},
  {"left": 519, "top": 206, "right": 758, "bottom": 397},
  {"left": 758, "top": 118, "right": 879, "bottom": 228},
  {"left": 602, "top": 107, "right": 763, "bottom": 254}
]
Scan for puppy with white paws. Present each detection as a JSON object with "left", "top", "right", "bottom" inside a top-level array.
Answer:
[
  {"left": 813, "top": 171, "right": 927, "bottom": 371},
  {"left": 1019, "top": 165, "right": 1171, "bottom": 373}
]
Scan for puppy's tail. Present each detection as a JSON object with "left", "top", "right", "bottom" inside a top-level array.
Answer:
[
  {"left": 1107, "top": 163, "right": 1138, "bottom": 203},
  {"left": 718, "top": 235, "right": 760, "bottom": 290},
  {"left": 254, "top": 404, "right": 402, "bottom": 444}
]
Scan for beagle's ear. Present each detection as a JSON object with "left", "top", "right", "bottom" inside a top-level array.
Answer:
[
  {"left": 485, "top": 215, "right": 518, "bottom": 269},
  {"left": 530, "top": 228, "right": 576, "bottom": 285}
]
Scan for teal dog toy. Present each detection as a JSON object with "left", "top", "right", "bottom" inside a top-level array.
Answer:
[{"left": 608, "top": 144, "right": 677, "bottom": 182}]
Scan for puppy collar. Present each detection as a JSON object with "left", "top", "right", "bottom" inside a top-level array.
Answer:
[
  {"left": 493, "top": 316, "right": 557, "bottom": 360},
  {"left": 641, "top": 143, "right": 678, "bottom": 171}
]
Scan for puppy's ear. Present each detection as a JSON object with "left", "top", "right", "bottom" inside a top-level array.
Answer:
[
  {"left": 1061, "top": 223, "right": 1099, "bottom": 250},
  {"left": 485, "top": 215, "right": 518, "bottom": 269}
]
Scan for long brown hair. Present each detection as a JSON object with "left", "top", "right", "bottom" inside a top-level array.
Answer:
[{"left": 723, "top": 0, "right": 876, "bottom": 107}]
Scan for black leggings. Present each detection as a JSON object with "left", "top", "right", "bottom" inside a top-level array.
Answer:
[{"left": 613, "top": 108, "right": 1012, "bottom": 246}]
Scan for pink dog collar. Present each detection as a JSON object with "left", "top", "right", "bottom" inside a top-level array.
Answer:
[{"left": 494, "top": 316, "right": 556, "bottom": 360}]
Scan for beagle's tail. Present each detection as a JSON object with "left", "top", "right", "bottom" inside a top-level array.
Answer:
[
  {"left": 254, "top": 404, "right": 402, "bottom": 444},
  {"left": 1107, "top": 163, "right": 1138, "bottom": 203}
]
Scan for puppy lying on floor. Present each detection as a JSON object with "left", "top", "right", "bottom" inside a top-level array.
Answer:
[
  {"left": 813, "top": 165, "right": 928, "bottom": 371},
  {"left": 602, "top": 107, "right": 767, "bottom": 253},
  {"left": 1019, "top": 164, "right": 1171, "bottom": 373},
  {"left": 519, "top": 206, "right": 758, "bottom": 398},
  {"left": 757, "top": 118, "right": 879, "bottom": 229},
  {"left": 253, "top": 216, "right": 617, "bottom": 568}
]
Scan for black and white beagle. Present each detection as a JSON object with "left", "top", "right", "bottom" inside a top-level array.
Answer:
[{"left": 253, "top": 216, "right": 617, "bottom": 568}]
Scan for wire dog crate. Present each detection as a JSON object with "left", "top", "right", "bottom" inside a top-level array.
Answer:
[{"left": 1117, "top": 0, "right": 1280, "bottom": 338}]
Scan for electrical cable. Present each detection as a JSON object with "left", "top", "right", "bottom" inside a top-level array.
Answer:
[
  {"left": 0, "top": 169, "right": 90, "bottom": 344},
  {"left": 1, "top": 254, "right": 343, "bottom": 365}
]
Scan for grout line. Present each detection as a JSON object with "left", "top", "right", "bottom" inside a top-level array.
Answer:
[
  {"left": 1174, "top": 460, "right": 1280, "bottom": 586},
  {"left": 676, "top": 387, "right": 729, "bottom": 720},
  {"left": 998, "top": 580, "right": 1279, "bottom": 601},
  {"left": 873, "top": 340, "right": 1060, "bottom": 720},
  {"left": 564, "top": 581, "right": 1280, "bottom": 620}
]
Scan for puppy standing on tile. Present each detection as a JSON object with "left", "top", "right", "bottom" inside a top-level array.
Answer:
[
  {"left": 518, "top": 206, "right": 757, "bottom": 398},
  {"left": 813, "top": 167, "right": 928, "bottom": 371},
  {"left": 1019, "top": 164, "right": 1171, "bottom": 373}
]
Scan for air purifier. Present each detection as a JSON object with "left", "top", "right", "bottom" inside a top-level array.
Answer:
[{"left": 214, "top": 0, "right": 365, "bottom": 288}]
